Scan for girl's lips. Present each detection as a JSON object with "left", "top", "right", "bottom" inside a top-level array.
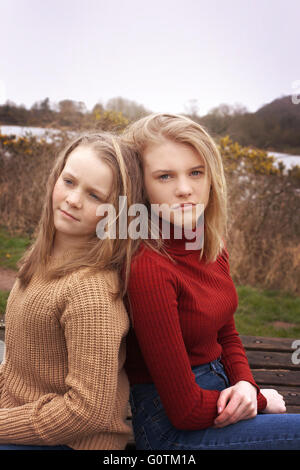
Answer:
[
  {"left": 60, "top": 209, "right": 79, "bottom": 221},
  {"left": 170, "top": 203, "right": 196, "bottom": 210}
]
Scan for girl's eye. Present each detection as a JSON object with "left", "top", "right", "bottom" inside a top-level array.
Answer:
[
  {"left": 191, "top": 170, "right": 203, "bottom": 176},
  {"left": 63, "top": 178, "right": 100, "bottom": 200},
  {"left": 159, "top": 174, "right": 171, "bottom": 181}
]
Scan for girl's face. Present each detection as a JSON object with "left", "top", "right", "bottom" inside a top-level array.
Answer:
[
  {"left": 52, "top": 145, "right": 113, "bottom": 251},
  {"left": 142, "top": 139, "right": 211, "bottom": 229}
]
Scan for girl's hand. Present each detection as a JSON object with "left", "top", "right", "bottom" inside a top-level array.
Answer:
[
  {"left": 260, "top": 388, "right": 286, "bottom": 414},
  {"left": 213, "top": 381, "right": 257, "bottom": 428}
]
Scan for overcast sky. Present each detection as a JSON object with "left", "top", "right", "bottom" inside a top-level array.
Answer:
[{"left": 1, "top": 0, "right": 299, "bottom": 116}]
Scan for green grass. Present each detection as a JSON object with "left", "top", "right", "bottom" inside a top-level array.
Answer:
[
  {"left": 235, "top": 285, "right": 300, "bottom": 338},
  {"left": 0, "top": 226, "right": 31, "bottom": 270},
  {"left": 0, "top": 226, "right": 30, "bottom": 325},
  {"left": 0, "top": 290, "right": 10, "bottom": 316}
]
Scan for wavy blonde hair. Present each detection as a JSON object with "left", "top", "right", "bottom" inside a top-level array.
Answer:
[
  {"left": 17, "top": 132, "right": 143, "bottom": 297},
  {"left": 122, "top": 113, "right": 228, "bottom": 262}
]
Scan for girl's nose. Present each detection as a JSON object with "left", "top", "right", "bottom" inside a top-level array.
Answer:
[
  {"left": 175, "top": 179, "right": 193, "bottom": 198},
  {"left": 66, "top": 191, "right": 82, "bottom": 209}
]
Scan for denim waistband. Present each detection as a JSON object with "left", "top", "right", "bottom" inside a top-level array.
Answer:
[
  {"left": 131, "top": 357, "right": 224, "bottom": 396},
  {"left": 191, "top": 356, "right": 223, "bottom": 375}
]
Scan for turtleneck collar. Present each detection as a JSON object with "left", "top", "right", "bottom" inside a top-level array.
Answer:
[{"left": 159, "top": 216, "right": 205, "bottom": 254}]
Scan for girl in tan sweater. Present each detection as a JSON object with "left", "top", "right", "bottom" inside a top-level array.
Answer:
[{"left": 0, "top": 132, "right": 142, "bottom": 450}]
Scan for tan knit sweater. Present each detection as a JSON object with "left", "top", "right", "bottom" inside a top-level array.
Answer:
[{"left": 0, "top": 262, "right": 131, "bottom": 450}]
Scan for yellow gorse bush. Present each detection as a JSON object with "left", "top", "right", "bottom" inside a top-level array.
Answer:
[
  {"left": 219, "top": 136, "right": 280, "bottom": 176},
  {"left": 92, "top": 109, "right": 129, "bottom": 130},
  {"left": 0, "top": 133, "right": 45, "bottom": 155}
]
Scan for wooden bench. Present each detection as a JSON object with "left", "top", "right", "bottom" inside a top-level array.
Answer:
[{"left": 125, "top": 334, "right": 300, "bottom": 449}]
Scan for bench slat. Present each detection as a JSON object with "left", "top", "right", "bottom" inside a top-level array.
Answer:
[
  {"left": 245, "top": 350, "right": 299, "bottom": 370},
  {"left": 252, "top": 369, "right": 300, "bottom": 387},
  {"left": 240, "top": 335, "right": 296, "bottom": 352},
  {"left": 284, "top": 406, "right": 300, "bottom": 414}
]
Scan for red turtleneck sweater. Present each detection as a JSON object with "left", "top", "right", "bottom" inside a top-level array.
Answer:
[{"left": 125, "top": 226, "right": 267, "bottom": 430}]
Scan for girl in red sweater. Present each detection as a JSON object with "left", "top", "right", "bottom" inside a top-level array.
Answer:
[{"left": 122, "top": 113, "right": 300, "bottom": 450}]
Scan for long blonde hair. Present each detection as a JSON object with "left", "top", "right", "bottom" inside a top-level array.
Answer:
[
  {"left": 17, "top": 132, "right": 144, "bottom": 297},
  {"left": 122, "top": 113, "right": 228, "bottom": 262}
]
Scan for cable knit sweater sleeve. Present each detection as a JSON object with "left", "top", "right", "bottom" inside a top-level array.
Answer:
[{"left": 0, "top": 270, "right": 129, "bottom": 445}]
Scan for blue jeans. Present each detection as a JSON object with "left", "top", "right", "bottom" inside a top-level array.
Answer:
[
  {"left": 129, "top": 358, "right": 300, "bottom": 450},
  {"left": 0, "top": 444, "right": 71, "bottom": 450}
]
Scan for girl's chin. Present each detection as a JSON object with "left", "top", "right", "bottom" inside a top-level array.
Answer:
[
  {"left": 162, "top": 217, "right": 198, "bottom": 232},
  {"left": 171, "top": 214, "right": 197, "bottom": 228}
]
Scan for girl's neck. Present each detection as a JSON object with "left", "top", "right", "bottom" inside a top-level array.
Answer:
[
  {"left": 156, "top": 216, "right": 204, "bottom": 254},
  {"left": 51, "top": 232, "right": 91, "bottom": 260}
]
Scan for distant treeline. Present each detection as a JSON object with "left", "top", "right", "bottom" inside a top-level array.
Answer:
[
  {"left": 197, "top": 95, "right": 300, "bottom": 155},
  {"left": 1, "top": 95, "right": 300, "bottom": 153},
  {"left": 0, "top": 97, "right": 150, "bottom": 133}
]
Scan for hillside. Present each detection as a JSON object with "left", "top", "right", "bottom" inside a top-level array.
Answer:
[
  {"left": 199, "top": 95, "right": 300, "bottom": 154},
  {"left": 256, "top": 95, "right": 300, "bottom": 119}
]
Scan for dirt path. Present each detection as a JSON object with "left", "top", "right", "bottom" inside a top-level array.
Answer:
[{"left": 0, "top": 267, "right": 17, "bottom": 291}]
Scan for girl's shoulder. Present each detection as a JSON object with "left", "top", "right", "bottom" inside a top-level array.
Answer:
[
  {"left": 67, "top": 267, "right": 121, "bottom": 297},
  {"left": 130, "top": 243, "right": 178, "bottom": 283},
  {"left": 132, "top": 243, "right": 172, "bottom": 265},
  {"left": 70, "top": 265, "right": 118, "bottom": 281}
]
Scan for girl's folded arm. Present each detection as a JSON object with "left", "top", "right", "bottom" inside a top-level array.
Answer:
[{"left": 218, "top": 318, "right": 267, "bottom": 411}]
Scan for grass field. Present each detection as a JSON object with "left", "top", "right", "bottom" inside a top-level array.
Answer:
[
  {"left": 235, "top": 285, "right": 300, "bottom": 338},
  {"left": 0, "top": 226, "right": 31, "bottom": 270},
  {"left": 0, "top": 290, "right": 9, "bottom": 319},
  {"left": 0, "top": 226, "right": 299, "bottom": 338}
]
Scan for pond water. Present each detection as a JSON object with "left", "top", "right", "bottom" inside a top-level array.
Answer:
[{"left": 1, "top": 125, "right": 299, "bottom": 170}]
